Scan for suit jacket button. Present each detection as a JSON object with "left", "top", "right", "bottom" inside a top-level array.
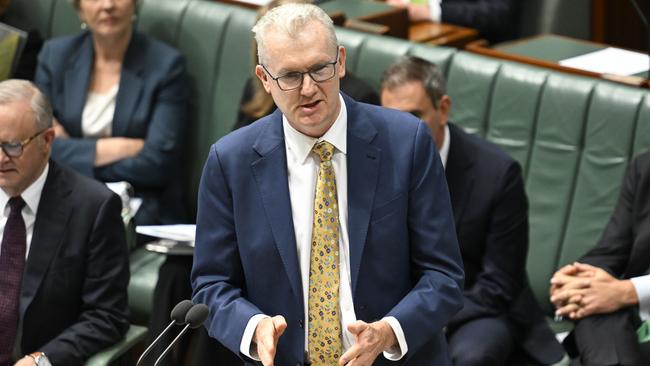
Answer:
[{"left": 298, "top": 319, "right": 304, "bottom": 328}]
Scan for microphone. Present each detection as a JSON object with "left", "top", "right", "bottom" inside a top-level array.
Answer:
[
  {"left": 153, "top": 303, "right": 209, "bottom": 366},
  {"left": 135, "top": 300, "right": 194, "bottom": 366}
]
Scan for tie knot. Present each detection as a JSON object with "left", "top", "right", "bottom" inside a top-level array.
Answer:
[
  {"left": 312, "top": 141, "right": 335, "bottom": 162},
  {"left": 8, "top": 196, "right": 25, "bottom": 213}
]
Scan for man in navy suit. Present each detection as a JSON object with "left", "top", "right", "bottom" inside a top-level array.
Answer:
[
  {"left": 0, "top": 79, "right": 129, "bottom": 366},
  {"left": 380, "top": 56, "right": 565, "bottom": 366},
  {"left": 191, "top": 4, "right": 464, "bottom": 366}
]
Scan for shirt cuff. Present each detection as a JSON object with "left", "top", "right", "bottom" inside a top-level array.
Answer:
[
  {"left": 381, "top": 316, "right": 408, "bottom": 361},
  {"left": 428, "top": 0, "right": 442, "bottom": 22},
  {"left": 239, "top": 313, "right": 269, "bottom": 360},
  {"left": 631, "top": 275, "right": 650, "bottom": 320}
]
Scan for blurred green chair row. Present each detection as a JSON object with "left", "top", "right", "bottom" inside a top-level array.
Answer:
[{"left": 4, "top": 0, "right": 647, "bottom": 363}]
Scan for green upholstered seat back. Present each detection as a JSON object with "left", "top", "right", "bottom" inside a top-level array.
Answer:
[{"left": 2, "top": 0, "right": 56, "bottom": 38}]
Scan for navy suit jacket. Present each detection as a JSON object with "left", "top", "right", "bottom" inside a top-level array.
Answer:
[
  {"left": 191, "top": 95, "right": 464, "bottom": 366},
  {"left": 445, "top": 124, "right": 564, "bottom": 364},
  {"left": 34, "top": 31, "right": 188, "bottom": 224},
  {"left": 16, "top": 162, "right": 130, "bottom": 366},
  {"left": 441, "top": 0, "right": 520, "bottom": 43}
]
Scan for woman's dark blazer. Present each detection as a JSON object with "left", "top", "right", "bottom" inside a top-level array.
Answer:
[{"left": 35, "top": 31, "right": 188, "bottom": 224}]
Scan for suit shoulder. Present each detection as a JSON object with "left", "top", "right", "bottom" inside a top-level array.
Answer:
[
  {"left": 453, "top": 124, "right": 518, "bottom": 167},
  {"left": 40, "top": 32, "right": 87, "bottom": 59},
  {"left": 54, "top": 163, "right": 117, "bottom": 203}
]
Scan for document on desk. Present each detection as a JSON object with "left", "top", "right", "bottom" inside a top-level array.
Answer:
[
  {"left": 136, "top": 224, "right": 196, "bottom": 244},
  {"left": 559, "top": 47, "right": 649, "bottom": 76}
]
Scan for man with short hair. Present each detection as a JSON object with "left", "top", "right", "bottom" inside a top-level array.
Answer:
[
  {"left": 0, "top": 79, "right": 129, "bottom": 366},
  {"left": 191, "top": 4, "right": 464, "bottom": 366},
  {"left": 380, "top": 56, "right": 564, "bottom": 366}
]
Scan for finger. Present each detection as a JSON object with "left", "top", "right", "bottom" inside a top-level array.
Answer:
[
  {"left": 347, "top": 320, "right": 369, "bottom": 336},
  {"left": 568, "top": 294, "right": 582, "bottom": 305},
  {"left": 340, "top": 343, "right": 363, "bottom": 366},
  {"left": 573, "top": 262, "right": 598, "bottom": 272},
  {"left": 556, "top": 302, "right": 580, "bottom": 317},
  {"left": 271, "top": 316, "right": 287, "bottom": 338}
]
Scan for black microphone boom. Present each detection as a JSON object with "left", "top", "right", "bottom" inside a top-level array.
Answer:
[
  {"left": 627, "top": 0, "right": 650, "bottom": 78},
  {"left": 135, "top": 300, "right": 194, "bottom": 366},
  {"left": 153, "top": 304, "right": 209, "bottom": 366}
]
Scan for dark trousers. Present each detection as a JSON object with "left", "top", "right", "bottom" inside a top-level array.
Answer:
[
  {"left": 565, "top": 308, "right": 650, "bottom": 366},
  {"left": 145, "top": 256, "right": 243, "bottom": 366},
  {"left": 447, "top": 316, "right": 515, "bottom": 366}
]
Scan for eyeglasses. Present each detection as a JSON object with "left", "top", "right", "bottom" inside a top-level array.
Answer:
[
  {"left": 0, "top": 129, "right": 47, "bottom": 158},
  {"left": 262, "top": 51, "right": 339, "bottom": 91}
]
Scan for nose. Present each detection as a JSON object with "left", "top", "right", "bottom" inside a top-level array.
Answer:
[
  {"left": 300, "top": 73, "right": 317, "bottom": 97},
  {"left": 0, "top": 148, "right": 11, "bottom": 163},
  {"left": 100, "top": 0, "right": 115, "bottom": 9}
]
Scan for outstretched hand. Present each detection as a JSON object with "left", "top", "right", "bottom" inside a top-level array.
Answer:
[
  {"left": 339, "top": 320, "right": 397, "bottom": 366},
  {"left": 253, "top": 315, "right": 287, "bottom": 366}
]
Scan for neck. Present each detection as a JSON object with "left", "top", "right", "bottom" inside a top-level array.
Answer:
[{"left": 92, "top": 29, "right": 132, "bottom": 62}]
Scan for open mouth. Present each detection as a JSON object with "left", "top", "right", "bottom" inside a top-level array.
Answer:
[{"left": 300, "top": 100, "right": 321, "bottom": 112}]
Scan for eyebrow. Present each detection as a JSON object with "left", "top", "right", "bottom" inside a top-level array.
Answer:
[{"left": 276, "top": 60, "right": 333, "bottom": 76}]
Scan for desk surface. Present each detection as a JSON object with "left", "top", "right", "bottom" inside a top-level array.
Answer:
[{"left": 468, "top": 34, "right": 649, "bottom": 88}]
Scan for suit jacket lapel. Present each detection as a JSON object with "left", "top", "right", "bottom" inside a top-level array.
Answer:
[
  {"left": 445, "top": 123, "right": 475, "bottom": 225},
  {"left": 63, "top": 33, "right": 93, "bottom": 137},
  {"left": 113, "top": 32, "right": 144, "bottom": 137},
  {"left": 251, "top": 112, "right": 302, "bottom": 305},
  {"left": 20, "top": 163, "right": 73, "bottom": 316},
  {"left": 345, "top": 95, "right": 380, "bottom": 294}
]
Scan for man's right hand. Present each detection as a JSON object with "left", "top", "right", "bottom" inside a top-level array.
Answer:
[{"left": 253, "top": 315, "right": 287, "bottom": 366}]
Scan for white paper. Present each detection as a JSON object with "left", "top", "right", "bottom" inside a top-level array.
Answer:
[
  {"left": 559, "top": 47, "right": 649, "bottom": 76},
  {"left": 136, "top": 224, "right": 196, "bottom": 243},
  {"left": 232, "top": 0, "right": 270, "bottom": 6}
]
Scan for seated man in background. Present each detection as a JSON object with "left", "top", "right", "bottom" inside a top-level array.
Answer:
[
  {"left": 380, "top": 56, "right": 564, "bottom": 366},
  {"left": 386, "top": 0, "right": 520, "bottom": 44},
  {"left": 550, "top": 152, "right": 650, "bottom": 366},
  {"left": 0, "top": 79, "right": 129, "bottom": 366}
]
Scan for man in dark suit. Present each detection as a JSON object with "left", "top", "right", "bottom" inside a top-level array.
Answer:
[
  {"left": 386, "top": 0, "right": 519, "bottom": 43},
  {"left": 550, "top": 152, "right": 650, "bottom": 366},
  {"left": 0, "top": 79, "right": 129, "bottom": 366},
  {"left": 191, "top": 4, "right": 464, "bottom": 366},
  {"left": 380, "top": 56, "right": 565, "bottom": 366}
]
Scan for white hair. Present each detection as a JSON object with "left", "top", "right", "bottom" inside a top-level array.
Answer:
[
  {"left": 0, "top": 79, "right": 53, "bottom": 130},
  {"left": 252, "top": 3, "right": 338, "bottom": 65}
]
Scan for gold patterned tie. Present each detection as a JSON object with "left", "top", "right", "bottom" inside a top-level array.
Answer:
[{"left": 308, "top": 141, "right": 342, "bottom": 365}]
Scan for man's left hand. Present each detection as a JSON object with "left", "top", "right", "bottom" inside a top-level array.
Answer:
[
  {"left": 339, "top": 320, "right": 397, "bottom": 366},
  {"left": 553, "top": 263, "right": 638, "bottom": 319}
]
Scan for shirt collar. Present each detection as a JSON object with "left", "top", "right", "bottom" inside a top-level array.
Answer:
[
  {"left": 283, "top": 94, "right": 348, "bottom": 163},
  {"left": 440, "top": 124, "right": 450, "bottom": 169},
  {"left": 0, "top": 163, "right": 49, "bottom": 215}
]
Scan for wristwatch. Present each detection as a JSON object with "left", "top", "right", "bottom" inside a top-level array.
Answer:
[{"left": 27, "top": 352, "right": 51, "bottom": 366}]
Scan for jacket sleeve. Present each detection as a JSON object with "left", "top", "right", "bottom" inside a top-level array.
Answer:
[
  {"left": 94, "top": 53, "right": 188, "bottom": 187},
  {"left": 40, "top": 193, "right": 130, "bottom": 365},
  {"left": 385, "top": 121, "right": 465, "bottom": 354}
]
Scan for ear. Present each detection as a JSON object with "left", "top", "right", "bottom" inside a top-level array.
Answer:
[
  {"left": 255, "top": 65, "right": 272, "bottom": 94},
  {"left": 41, "top": 127, "right": 55, "bottom": 152},
  {"left": 337, "top": 46, "right": 346, "bottom": 79},
  {"left": 438, "top": 95, "right": 451, "bottom": 125}
]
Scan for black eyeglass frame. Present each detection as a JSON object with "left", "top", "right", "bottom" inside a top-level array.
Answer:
[
  {"left": 261, "top": 49, "right": 340, "bottom": 91},
  {"left": 0, "top": 128, "right": 48, "bottom": 158}
]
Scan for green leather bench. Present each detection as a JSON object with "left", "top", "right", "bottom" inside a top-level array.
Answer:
[{"left": 5, "top": 0, "right": 650, "bottom": 362}]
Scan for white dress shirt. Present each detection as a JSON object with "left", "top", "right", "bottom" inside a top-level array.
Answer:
[
  {"left": 0, "top": 164, "right": 49, "bottom": 259},
  {"left": 631, "top": 276, "right": 650, "bottom": 320},
  {"left": 439, "top": 124, "right": 450, "bottom": 169},
  {"left": 240, "top": 95, "right": 407, "bottom": 361},
  {"left": 427, "top": 0, "right": 442, "bottom": 22}
]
